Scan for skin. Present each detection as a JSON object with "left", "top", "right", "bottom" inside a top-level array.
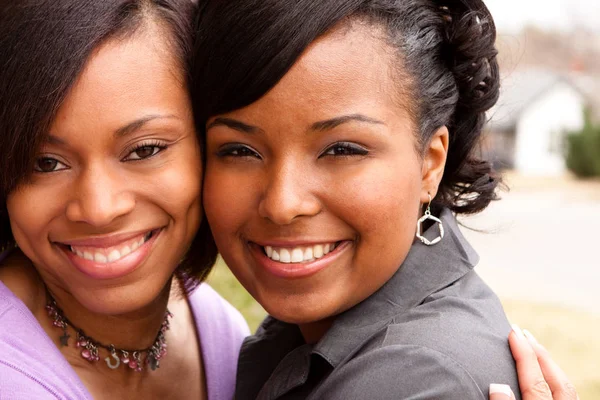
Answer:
[
  {"left": 490, "top": 326, "right": 579, "bottom": 400},
  {"left": 2, "top": 22, "right": 206, "bottom": 399},
  {"left": 203, "top": 22, "right": 449, "bottom": 343}
]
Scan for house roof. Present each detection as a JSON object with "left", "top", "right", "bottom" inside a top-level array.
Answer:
[{"left": 487, "top": 69, "right": 575, "bottom": 131}]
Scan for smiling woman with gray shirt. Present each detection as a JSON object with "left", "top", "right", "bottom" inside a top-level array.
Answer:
[{"left": 194, "top": 0, "right": 520, "bottom": 398}]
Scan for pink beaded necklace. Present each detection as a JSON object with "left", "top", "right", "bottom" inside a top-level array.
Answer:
[{"left": 45, "top": 293, "right": 172, "bottom": 372}]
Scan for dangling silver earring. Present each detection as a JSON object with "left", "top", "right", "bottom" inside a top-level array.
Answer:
[{"left": 416, "top": 194, "right": 444, "bottom": 246}]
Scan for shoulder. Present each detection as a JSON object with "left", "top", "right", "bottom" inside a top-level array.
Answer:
[
  {"left": 187, "top": 283, "right": 250, "bottom": 400},
  {"left": 319, "top": 345, "right": 485, "bottom": 399},
  {"left": 372, "top": 271, "right": 519, "bottom": 397},
  {"left": 0, "top": 249, "right": 46, "bottom": 312},
  {"left": 0, "top": 361, "right": 61, "bottom": 399},
  {"left": 0, "top": 284, "right": 90, "bottom": 399},
  {"left": 188, "top": 283, "right": 250, "bottom": 338}
]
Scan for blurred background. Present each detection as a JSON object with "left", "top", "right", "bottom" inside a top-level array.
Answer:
[{"left": 208, "top": 0, "right": 600, "bottom": 398}]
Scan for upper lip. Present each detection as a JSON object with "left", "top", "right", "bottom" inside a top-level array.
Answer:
[
  {"left": 56, "top": 228, "right": 159, "bottom": 248},
  {"left": 251, "top": 239, "right": 345, "bottom": 247}
]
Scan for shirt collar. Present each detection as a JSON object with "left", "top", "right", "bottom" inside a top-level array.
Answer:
[{"left": 313, "top": 207, "right": 479, "bottom": 367}]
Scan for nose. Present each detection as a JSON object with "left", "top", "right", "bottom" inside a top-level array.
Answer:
[
  {"left": 65, "top": 164, "right": 135, "bottom": 227},
  {"left": 258, "top": 162, "right": 321, "bottom": 225}
]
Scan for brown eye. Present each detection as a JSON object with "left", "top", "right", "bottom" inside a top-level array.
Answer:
[
  {"left": 34, "top": 157, "right": 67, "bottom": 173},
  {"left": 321, "top": 142, "right": 369, "bottom": 157},
  {"left": 124, "top": 144, "right": 165, "bottom": 161},
  {"left": 134, "top": 146, "right": 156, "bottom": 159}
]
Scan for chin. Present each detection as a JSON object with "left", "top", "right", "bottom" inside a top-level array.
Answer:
[
  {"left": 259, "top": 295, "right": 337, "bottom": 325},
  {"left": 70, "top": 277, "right": 170, "bottom": 316}
]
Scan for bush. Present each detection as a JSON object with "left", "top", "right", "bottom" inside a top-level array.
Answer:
[{"left": 565, "top": 110, "right": 600, "bottom": 178}]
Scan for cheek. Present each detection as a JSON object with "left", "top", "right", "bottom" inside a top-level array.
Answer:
[
  {"left": 329, "top": 158, "right": 422, "bottom": 288},
  {"left": 6, "top": 184, "right": 65, "bottom": 251},
  {"left": 203, "top": 164, "right": 256, "bottom": 237},
  {"left": 330, "top": 158, "right": 422, "bottom": 237},
  {"left": 156, "top": 153, "right": 203, "bottom": 233}
]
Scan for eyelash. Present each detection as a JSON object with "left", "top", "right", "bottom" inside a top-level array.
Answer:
[
  {"left": 216, "top": 144, "right": 261, "bottom": 159},
  {"left": 215, "top": 142, "right": 369, "bottom": 160},
  {"left": 33, "top": 157, "right": 69, "bottom": 173},
  {"left": 122, "top": 140, "right": 168, "bottom": 162},
  {"left": 320, "top": 142, "right": 369, "bottom": 158},
  {"left": 33, "top": 140, "right": 169, "bottom": 174}
]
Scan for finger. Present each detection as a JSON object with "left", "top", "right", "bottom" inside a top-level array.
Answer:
[
  {"left": 523, "top": 329, "right": 579, "bottom": 400},
  {"left": 489, "top": 384, "right": 515, "bottom": 400},
  {"left": 509, "top": 324, "right": 553, "bottom": 400}
]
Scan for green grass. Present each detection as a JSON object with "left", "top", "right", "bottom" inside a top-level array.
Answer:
[
  {"left": 206, "top": 258, "right": 266, "bottom": 332},
  {"left": 502, "top": 300, "right": 600, "bottom": 400},
  {"left": 207, "top": 260, "right": 599, "bottom": 399}
]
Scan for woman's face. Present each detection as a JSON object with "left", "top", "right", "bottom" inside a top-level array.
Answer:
[
  {"left": 6, "top": 29, "right": 202, "bottom": 314},
  {"left": 204, "top": 24, "right": 448, "bottom": 329}
]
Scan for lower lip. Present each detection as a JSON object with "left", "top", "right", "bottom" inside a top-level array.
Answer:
[
  {"left": 61, "top": 230, "right": 162, "bottom": 280},
  {"left": 250, "top": 241, "right": 351, "bottom": 279}
]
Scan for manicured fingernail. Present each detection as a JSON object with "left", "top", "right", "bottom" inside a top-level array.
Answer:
[
  {"left": 511, "top": 324, "right": 525, "bottom": 340},
  {"left": 523, "top": 329, "right": 538, "bottom": 344},
  {"left": 490, "top": 383, "right": 513, "bottom": 397}
]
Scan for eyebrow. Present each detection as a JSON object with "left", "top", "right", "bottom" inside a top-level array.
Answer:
[
  {"left": 206, "top": 117, "right": 261, "bottom": 134},
  {"left": 310, "top": 114, "right": 385, "bottom": 132},
  {"left": 45, "top": 115, "right": 177, "bottom": 145},
  {"left": 206, "top": 114, "right": 384, "bottom": 135},
  {"left": 114, "top": 114, "right": 177, "bottom": 138}
]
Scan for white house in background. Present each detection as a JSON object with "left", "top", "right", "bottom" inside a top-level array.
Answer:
[{"left": 485, "top": 69, "right": 587, "bottom": 176}]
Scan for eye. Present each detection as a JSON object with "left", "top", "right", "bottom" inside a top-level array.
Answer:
[
  {"left": 123, "top": 142, "right": 167, "bottom": 161},
  {"left": 216, "top": 144, "right": 261, "bottom": 159},
  {"left": 321, "top": 142, "right": 369, "bottom": 157},
  {"left": 34, "top": 157, "right": 69, "bottom": 173}
]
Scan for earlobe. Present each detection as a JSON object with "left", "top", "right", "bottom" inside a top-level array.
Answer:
[{"left": 420, "top": 126, "right": 449, "bottom": 202}]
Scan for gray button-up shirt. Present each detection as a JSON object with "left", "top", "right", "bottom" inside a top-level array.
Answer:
[{"left": 235, "top": 209, "right": 520, "bottom": 400}]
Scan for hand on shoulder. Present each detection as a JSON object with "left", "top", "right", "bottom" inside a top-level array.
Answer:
[{"left": 489, "top": 325, "right": 579, "bottom": 400}]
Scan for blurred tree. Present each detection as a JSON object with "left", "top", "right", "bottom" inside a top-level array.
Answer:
[{"left": 565, "top": 110, "right": 600, "bottom": 177}]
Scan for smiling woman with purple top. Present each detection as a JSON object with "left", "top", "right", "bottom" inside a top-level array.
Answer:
[{"left": 0, "top": 1, "right": 247, "bottom": 399}]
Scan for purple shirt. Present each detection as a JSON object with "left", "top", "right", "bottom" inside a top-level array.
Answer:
[{"left": 0, "top": 279, "right": 250, "bottom": 399}]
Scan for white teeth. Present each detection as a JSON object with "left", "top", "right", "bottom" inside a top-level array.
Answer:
[
  {"left": 291, "top": 248, "right": 304, "bottom": 262},
  {"left": 263, "top": 242, "right": 339, "bottom": 264},
  {"left": 94, "top": 252, "right": 108, "bottom": 263},
  {"left": 107, "top": 250, "right": 121, "bottom": 263},
  {"left": 303, "top": 247, "right": 313, "bottom": 260},
  {"left": 69, "top": 231, "right": 153, "bottom": 264},
  {"left": 271, "top": 249, "right": 280, "bottom": 261},
  {"left": 279, "top": 249, "right": 291, "bottom": 263},
  {"left": 313, "top": 245, "right": 324, "bottom": 259}
]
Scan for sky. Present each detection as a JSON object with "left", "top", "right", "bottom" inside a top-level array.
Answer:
[{"left": 484, "top": 0, "right": 600, "bottom": 33}]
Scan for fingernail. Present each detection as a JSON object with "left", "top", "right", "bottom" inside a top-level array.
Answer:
[
  {"left": 490, "top": 383, "right": 513, "bottom": 397},
  {"left": 523, "top": 329, "right": 538, "bottom": 344},
  {"left": 511, "top": 324, "right": 525, "bottom": 340}
]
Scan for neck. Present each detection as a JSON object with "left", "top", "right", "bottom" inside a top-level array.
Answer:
[
  {"left": 298, "top": 318, "right": 334, "bottom": 344},
  {"left": 43, "top": 279, "right": 173, "bottom": 352}
]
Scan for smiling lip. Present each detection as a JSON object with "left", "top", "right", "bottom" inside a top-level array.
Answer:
[
  {"left": 58, "top": 228, "right": 163, "bottom": 280},
  {"left": 249, "top": 240, "right": 351, "bottom": 279},
  {"left": 59, "top": 229, "right": 154, "bottom": 248}
]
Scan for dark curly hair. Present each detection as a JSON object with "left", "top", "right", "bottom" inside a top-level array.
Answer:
[
  {"left": 0, "top": 0, "right": 217, "bottom": 288},
  {"left": 193, "top": 0, "right": 501, "bottom": 215}
]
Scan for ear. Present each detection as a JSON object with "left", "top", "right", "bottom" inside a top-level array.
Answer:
[{"left": 420, "top": 126, "right": 449, "bottom": 203}]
